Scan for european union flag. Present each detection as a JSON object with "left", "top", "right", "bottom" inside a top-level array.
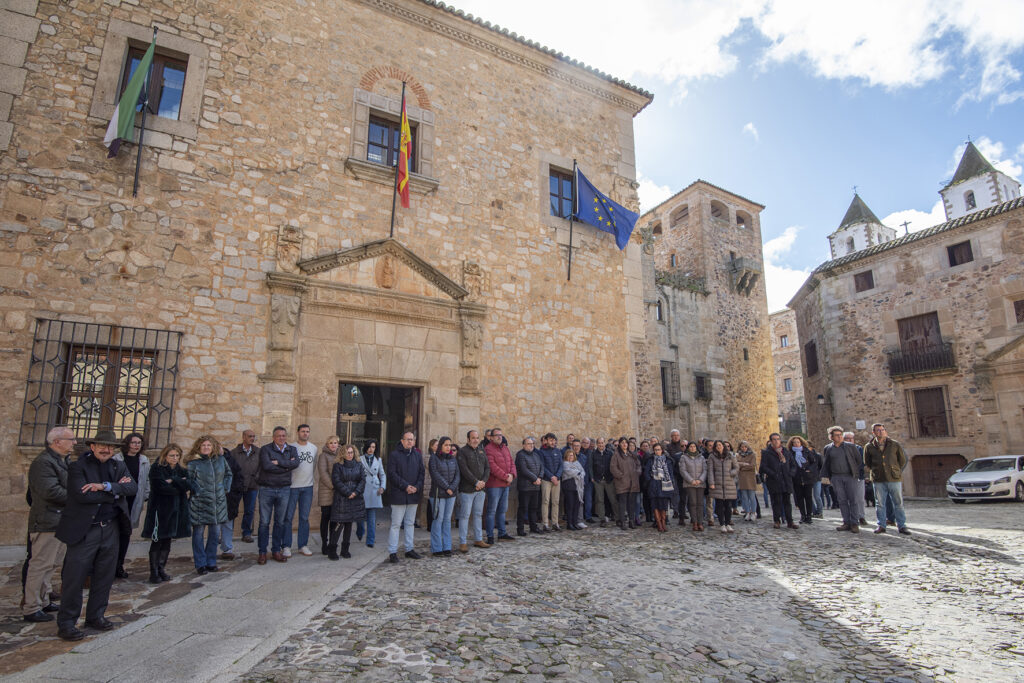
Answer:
[{"left": 574, "top": 168, "right": 638, "bottom": 250}]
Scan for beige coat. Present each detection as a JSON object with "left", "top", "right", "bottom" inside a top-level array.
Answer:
[
  {"left": 316, "top": 446, "right": 339, "bottom": 507},
  {"left": 735, "top": 450, "right": 758, "bottom": 490}
]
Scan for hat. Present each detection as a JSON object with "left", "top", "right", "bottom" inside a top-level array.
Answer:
[{"left": 85, "top": 429, "right": 121, "bottom": 446}]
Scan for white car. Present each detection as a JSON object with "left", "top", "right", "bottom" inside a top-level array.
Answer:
[{"left": 946, "top": 455, "right": 1024, "bottom": 503}]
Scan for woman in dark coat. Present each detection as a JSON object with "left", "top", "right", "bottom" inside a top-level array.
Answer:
[
  {"left": 759, "top": 434, "right": 798, "bottom": 529},
  {"left": 609, "top": 437, "right": 641, "bottom": 530},
  {"left": 788, "top": 436, "right": 821, "bottom": 524},
  {"left": 329, "top": 445, "right": 366, "bottom": 560},
  {"left": 428, "top": 436, "right": 460, "bottom": 556},
  {"left": 141, "top": 444, "right": 192, "bottom": 583},
  {"left": 643, "top": 442, "right": 675, "bottom": 532}
]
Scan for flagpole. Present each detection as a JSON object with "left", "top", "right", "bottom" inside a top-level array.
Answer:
[
  {"left": 567, "top": 159, "right": 577, "bottom": 281},
  {"left": 389, "top": 81, "right": 407, "bottom": 239},
  {"left": 132, "top": 26, "right": 158, "bottom": 198}
]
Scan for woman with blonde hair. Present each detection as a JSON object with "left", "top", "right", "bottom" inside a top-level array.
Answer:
[
  {"left": 329, "top": 444, "right": 365, "bottom": 560},
  {"left": 141, "top": 444, "right": 192, "bottom": 583},
  {"left": 185, "top": 435, "right": 232, "bottom": 575},
  {"left": 315, "top": 435, "right": 342, "bottom": 555}
]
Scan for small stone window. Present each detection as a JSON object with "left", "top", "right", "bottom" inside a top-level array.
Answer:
[
  {"left": 947, "top": 240, "right": 974, "bottom": 267},
  {"left": 655, "top": 300, "right": 664, "bottom": 322},
  {"left": 549, "top": 168, "right": 573, "bottom": 219},
  {"left": 669, "top": 204, "right": 689, "bottom": 227},
  {"left": 120, "top": 48, "right": 188, "bottom": 120},
  {"left": 670, "top": 253, "right": 677, "bottom": 268},
  {"left": 660, "top": 361, "right": 680, "bottom": 406},
  {"left": 694, "top": 372, "right": 712, "bottom": 401},
  {"left": 743, "top": 347, "right": 749, "bottom": 361},
  {"left": 736, "top": 210, "right": 751, "bottom": 228},
  {"left": 1014, "top": 299, "right": 1024, "bottom": 324},
  {"left": 964, "top": 191, "right": 976, "bottom": 210},
  {"left": 710, "top": 200, "right": 728, "bottom": 221},
  {"left": 846, "top": 237, "right": 856, "bottom": 254},
  {"left": 804, "top": 341, "right": 819, "bottom": 377},
  {"left": 854, "top": 270, "right": 875, "bottom": 292},
  {"left": 780, "top": 335, "right": 789, "bottom": 348},
  {"left": 784, "top": 378, "right": 793, "bottom": 392}
]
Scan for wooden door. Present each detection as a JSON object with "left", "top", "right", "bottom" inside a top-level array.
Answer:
[{"left": 912, "top": 454, "right": 966, "bottom": 497}]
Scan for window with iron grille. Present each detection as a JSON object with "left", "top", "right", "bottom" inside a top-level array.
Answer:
[
  {"left": 660, "top": 361, "right": 680, "bottom": 406},
  {"left": 947, "top": 240, "right": 974, "bottom": 267},
  {"left": 854, "top": 270, "right": 874, "bottom": 292},
  {"left": 1014, "top": 299, "right": 1024, "bottom": 324},
  {"left": 694, "top": 372, "right": 711, "bottom": 401},
  {"left": 804, "top": 341, "right": 819, "bottom": 377},
  {"left": 19, "top": 320, "right": 181, "bottom": 448},
  {"left": 905, "top": 386, "right": 953, "bottom": 438}
]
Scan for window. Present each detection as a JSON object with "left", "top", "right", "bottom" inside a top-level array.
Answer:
[
  {"left": 947, "top": 240, "right": 974, "bottom": 267},
  {"left": 367, "top": 116, "right": 416, "bottom": 171},
  {"left": 854, "top": 270, "right": 875, "bottom": 292},
  {"left": 804, "top": 341, "right": 819, "bottom": 376},
  {"left": 121, "top": 47, "right": 187, "bottom": 120},
  {"left": 743, "top": 347, "right": 749, "bottom": 361},
  {"left": 906, "top": 386, "right": 953, "bottom": 438},
  {"left": 846, "top": 237, "right": 856, "bottom": 254},
  {"left": 19, "top": 320, "right": 181, "bottom": 448},
  {"left": 964, "top": 191, "right": 976, "bottom": 210},
  {"left": 660, "top": 361, "right": 680, "bottom": 406},
  {"left": 549, "top": 169, "right": 573, "bottom": 219},
  {"left": 1015, "top": 299, "right": 1024, "bottom": 324},
  {"left": 669, "top": 204, "right": 689, "bottom": 226},
  {"left": 694, "top": 372, "right": 711, "bottom": 401},
  {"left": 655, "top": 300, "right": 664, "bottom": 322},
  {"left": 670, "top": 253, "right": 677, "bottom": 268},
  {"left": 736, "top": 210, "right": 751, "bottom": 228},
  {"left": 780, "top": 335, "right": 789, "bottom": 348},
  {"left": 710, "top": 200, "right": 728, "bottom": 221},
  {"left": 784, "top": 378, "right": 793, "bottom": 392},
  {"left": 898, "top": 312, "right": 942, "bottom": 353}
]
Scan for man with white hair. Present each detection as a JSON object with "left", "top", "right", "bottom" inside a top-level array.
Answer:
[
  {"left": 843, "top": 431, "right": 868, "bottom": 526},
  {"left": 822, "top": 426, "right": 863, "bottom": 533}
]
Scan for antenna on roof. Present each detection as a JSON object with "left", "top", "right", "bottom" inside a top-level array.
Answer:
[{"left": 900, "top": 220, "right": 911, "bottom": 235}]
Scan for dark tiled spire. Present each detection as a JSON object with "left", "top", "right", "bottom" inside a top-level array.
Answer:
[
  {"left": 945, "top": 141, "right": 997, "bottom": 188},
  {"left": 838, "top": 194, "right": 881, "bottom": 229}
]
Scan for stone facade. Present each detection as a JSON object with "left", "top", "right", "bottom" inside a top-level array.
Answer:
[
  {"left": 769, "top": 308, "right": 806, "bottom": 437},
  {"left": 790, "top": 191, "right": 1024, "bottom": 496},
  {"left": 0, "top": 0, "right": 653, "bottom": 543},
  {"left": 636, "top": 181, "right": 777, "bottom": 446}
]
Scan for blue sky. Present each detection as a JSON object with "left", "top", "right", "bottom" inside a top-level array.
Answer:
[{"left": 450, "top": 0, "right": 1024, "bottom": 310}]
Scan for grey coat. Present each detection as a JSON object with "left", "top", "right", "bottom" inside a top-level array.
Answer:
[
  {"left": 27, "top": 447, "right": 68, "bottom": 533},
  {"left": 678, "top": 453, "right": 707, "bottom": 488},
  {"left": 821, "top": 442, "right": 863, "bottom": 479},
  {"left": 114, "top": 452, "right": 150, "bottom": 528},
  {"left": 360, "top": 453, "right": 386, "bottom": 509},
  {"left": 707, "top": 453, "right": 739, "bottom": 500},
  {"left": 187, "top": 454, "right": 232, "bottom": 525}
]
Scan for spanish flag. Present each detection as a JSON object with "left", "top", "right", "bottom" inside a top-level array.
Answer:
[{"left": 397, "top": 92, "right": 412, "bottom": 209}]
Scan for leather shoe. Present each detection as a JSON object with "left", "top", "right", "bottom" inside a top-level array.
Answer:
[
  {"left": 787, "top": 522, "right": 800, "bottom": 529},
  {"left": 85, "top": 617, "right": 115, "bottom": 631},
  {"left": 898, "top": 527, "right": 911, "bottom": 535},
  {"left": 874, "top": 526, "right": 886, "bottom": 534},
  {"left": 197, "top": 566, "right": 208, "bottom": 575},
  {"left": 272, "top": 551, "right": 287, "bottom": 562},
  {"left": 257, "top": 553, "right": 267, "bottom": 565},
  {"left": 114, "top": 567, "right": 129, "bottom": 579},
  {"left": 220, "top": 553, "right": 235, "bottom": 560},
  {"left": 473, "top": 540, "right": 491, "bottom": 549},
  {"left": 850, "top": 524, "right": 860, "bottom": 533},
  {"left": 23, "top": 610, "right": 54, "bottom": 623},
  {"left": 405, "top": 550, "right": 423, "bottom": 559},
  {"left": 498, "top": 534, "right": 516, "bottom": 542},
  {"left": 205, "top": 565, "right": 219, "bottom": 572},
  {"left": 57, "top": 626, "right": 85, "bottom": 641},
  {"left": 43, "top": 602, "right": 59, "bottom": 613},
  {"left": 458, "top": 544, "right": 469, "bottom": 553},
  {"left": 242, "top": 535, "right": 254, "bottom": 543},
  {"left": 389, "top": 553, "right": 399, "bottom": 563},
  {"left": 836, "top": 524, "right": 850, "bottom": 531}
]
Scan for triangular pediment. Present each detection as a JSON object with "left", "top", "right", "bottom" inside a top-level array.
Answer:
[
  {"left": 982, "top": 332, "right": 1024, "bottom": 364},
  {"left": 297, "top": 238, "right": 468, "bottom": 300}
]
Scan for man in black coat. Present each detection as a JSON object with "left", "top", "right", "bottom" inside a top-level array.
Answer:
[
  {"left": 55, "top": 430, "right": 137, "bottom": 641},
  {"left": 759, "top": 433, "right": 798, "bottom": 530},
  {"left": 386, "top": 431, "right": 424, "bottom": 563}
]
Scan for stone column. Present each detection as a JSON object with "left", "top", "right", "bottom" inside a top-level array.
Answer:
[{"left": 259, "top": 272, "right": 306, "bottom": 435}]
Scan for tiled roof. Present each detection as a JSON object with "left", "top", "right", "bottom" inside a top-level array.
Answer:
[
  {"left": 419, "top": 1, "right": 654, "bottom": 102},
  {"left": 944, "top": 141, "right": 997, "bottom": 189},
  {"left": 639, "top": 178, "right": 764, "bottom": 219},
  {"left": 812, "top": 195, "right": 1024, "bottom": 274},
  {"left": 836, "top": 194, "right": 881, "bottom": 230}
]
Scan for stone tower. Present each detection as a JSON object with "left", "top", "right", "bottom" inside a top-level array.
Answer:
[
  {"left": 826, "top": 194, "right": 897, "bottom": 259},
  {"left": 940, "top": 141, "right": 1021, "bottom": 220}
]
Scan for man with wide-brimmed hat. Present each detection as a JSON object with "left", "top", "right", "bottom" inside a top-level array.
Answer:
[{"left": 55, "top": 429, "right": 137, "bottom": 641}]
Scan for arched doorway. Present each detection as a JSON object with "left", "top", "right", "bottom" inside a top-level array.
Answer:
[{"left": 912, "top": 454, "right": 967, "bottom": 497}]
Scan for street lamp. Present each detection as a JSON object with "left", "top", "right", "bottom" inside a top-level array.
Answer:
[{"left": 817, "top": 394, "right": 826, "bottom": 405}]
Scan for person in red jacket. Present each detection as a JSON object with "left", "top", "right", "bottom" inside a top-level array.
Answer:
[{"left": 483, "top": 427, "right": 516, "bottom": 545}]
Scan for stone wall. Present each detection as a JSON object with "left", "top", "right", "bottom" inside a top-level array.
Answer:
[
  {"left": 769, "top": 308, "right": 806, "bottom": 438},
  {"left": 0, "top": 0, "right": 651, "bottom": 542},
  {"left": 790, "top": 201, "right": 1024, "bottom": 494}
]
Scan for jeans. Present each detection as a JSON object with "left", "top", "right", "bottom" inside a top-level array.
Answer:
[
  {"left": 388, "top": 504, "right": 418, "bottom": 554},
  {"left": 457, "top": 490, "right": 486, "bottom": 545},
  {"left": 583, "top": 477, "right": 594, "bottom": 520},
  {"left": 258, "top": 486, "right": 290, "bottom": 554},
  {"left": 430, "top": 496, "right": 456, "bottom": 552},
  {"left": 356, "top": 508, "right": 378, "bottom": 546},
  {"left": 283, "top": 485, "right": 313, "bottom": 549},
  {"left": 812, "top": 480, "right": 823, "bottom": 515},
  {"left": 218, "top": 519, "right": 233, "bottom": 553},
  {"left": 873, "top": 482, "right": 907, "bottom": 529},
  {"left": 762, "top": 484, "right": 771, "bottom": 508},
  {"left": 738, "top": 489, "right": 757, "bottom": 514},
  {"left": 485, "top": 486, "right": 509, "bottom": 539},
  {"left": 192, "top": 524, "right": 220, "bottom": 569},
  {"left": 241, "top": 489, "right": 258, "bottom": 537}
]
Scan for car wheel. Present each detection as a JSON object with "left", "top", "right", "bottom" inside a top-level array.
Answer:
[
  {"left": 1015, "top": 481, "right": 1024, "bottom": 502},
  {"left": 951, "top": 498, "right": 965, "bottom": 504}
]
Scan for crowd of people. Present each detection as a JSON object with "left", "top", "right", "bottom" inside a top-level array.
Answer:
[{"left": 20, "top": 420, "right": 911, "bottom": 641}]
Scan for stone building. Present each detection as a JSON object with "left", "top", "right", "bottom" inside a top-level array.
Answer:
[
  {"left": 769, "top": 308, "right": 805, "bottom": 437},
  {"left": 635, "top": 181, "right": 777, "bottom": 445},
  {"left": 0, "top": 0, "right": 653, "bottom": 543},
  {"left": 789, "top": 143, "right": 1024, "bottom": 497}
]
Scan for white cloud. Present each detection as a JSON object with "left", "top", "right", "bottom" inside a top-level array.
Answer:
[
  {"left": 742, "top": 122, "right": 759, "bottom": 142},
  {"left": 637, "top": 172, "right": 674, "bottom": 214},
  {"left": 882, "top": 200, "right": 947, "bottom": 234},
  {"left": 763, "top": 226, "right": 813, "bottom": 312}
]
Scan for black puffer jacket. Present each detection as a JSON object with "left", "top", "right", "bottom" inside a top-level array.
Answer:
[
  {"left": 759, "top": 447, "right": 795, "bottom": 495},
  {"left": 429, "top": 451, "right": 460, "bottom": 499},
  {"left": 516, "top": 448, "right": 544, "bottom": 491},
  {"left": 142, "top": 463, "right": 192, "bottom": 540},
  {"left": 330, "top": 459, "right": 366, "bottom": 523}
]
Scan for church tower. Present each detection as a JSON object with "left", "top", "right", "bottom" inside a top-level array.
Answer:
[
  {"left": 826, "top": 194, "right": 897, "bottom": 259},
  {"left": 940, "top": 141, "right": 1021, "bottom": 220}
]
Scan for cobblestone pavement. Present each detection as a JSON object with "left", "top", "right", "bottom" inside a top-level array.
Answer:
[{"left": 246, "top": 501, "right": 1024, "bottom": 682}]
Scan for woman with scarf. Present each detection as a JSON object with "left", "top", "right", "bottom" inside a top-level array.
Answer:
[
  {"left": 561, "top": 448, "right": 586, "bottom": 530},
  {"left": 708, "top": 440, "right": 739, "bottom": 533},
  {"left": 788, "top": 436, "right": 821, "bottom": 524},
  {"left": 356, "top": 440, "right": 385, "bottom": 548},
  {"left": 428, "top": 436, "right": 460, "bottom": 556},
  {"left": 643, "top": 442, "right": 675, "bottom": 532}
]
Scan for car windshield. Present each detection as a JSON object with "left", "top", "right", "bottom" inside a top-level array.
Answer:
[{"left": 962, "top": 458, "right": 1016, "bottom": 473}]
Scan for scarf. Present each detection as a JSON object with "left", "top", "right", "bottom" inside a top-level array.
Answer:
[
  {"left": 793, "top": 446, "right": 805, "bottom": 467},
  {"left": 652, "top": 454, "right": 674, "bottom": 491},
  {"left": 563, "top": 459, "right": 585, "bottom": 492}
]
